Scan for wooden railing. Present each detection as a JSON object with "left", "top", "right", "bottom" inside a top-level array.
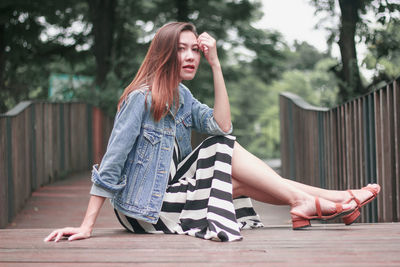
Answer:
[
  {"left": 280, "top": 77, "right": 400, "bottom": 223},
  {"left": 0, "top": 102, "right": 113, "bottom": 228}
]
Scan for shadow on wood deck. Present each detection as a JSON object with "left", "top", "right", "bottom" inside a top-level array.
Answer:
[{"left": 1, "top": 172, "right": 400, "bottom": 266}]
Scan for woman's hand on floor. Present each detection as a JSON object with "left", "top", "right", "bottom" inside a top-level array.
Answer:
[{"left": 44, "top": 226, "right": 92, "bottom": 242}]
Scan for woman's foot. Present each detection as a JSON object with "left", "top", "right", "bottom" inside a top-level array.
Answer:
[
  {"left": 290, "top": 196, "right": 355, "bottom": 229},
  {"left": 343, "top": 184, "right": 380, "bottom": 206},
  {"left": 342, "top": 184, "right": 381, "bottom": 225}
]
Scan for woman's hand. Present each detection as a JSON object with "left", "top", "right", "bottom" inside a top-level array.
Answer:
[
  {"left": 197, "top": 32, "right": 220, "bottom": 68},
  {"left": 44, "top": 226, "right": 92, "bottom": 242},
  {"left": 43, "top": 195, "right": 105, "bottom": 242}
]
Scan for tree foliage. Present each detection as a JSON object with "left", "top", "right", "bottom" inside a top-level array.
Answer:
[
  {"left": 1, "top": 0, "right": 398, "bottom": 159},
  {"left": 237, "top": 45, "right": 339, "bottom": 159},
  {"left": 309, "top": 0, "right": 400, "bottom": 102},
  {"left": 363, "top": 19, "right": 400, "bottom": 88},
  {"left": 0, "top": 0, "right": 92, "bottom": 111},
  {"left": 0, "top": 0, "right": 271, "bottom": 114}
]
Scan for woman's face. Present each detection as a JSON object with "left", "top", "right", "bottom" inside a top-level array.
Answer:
[{"left": 178, "top": 30, "right": 201, "bottom": 81}]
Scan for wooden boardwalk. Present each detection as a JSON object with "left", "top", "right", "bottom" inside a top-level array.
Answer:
[{"left": 1, "top": 172, "right": 400, "bottom": 266}]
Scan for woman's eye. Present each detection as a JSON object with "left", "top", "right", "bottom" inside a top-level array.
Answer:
[
  {"left": 193, "top": 47, "right": 200, "bottom": 52},
  {"left": 178, "top": 47, "right": 185, "bottom": 51}
]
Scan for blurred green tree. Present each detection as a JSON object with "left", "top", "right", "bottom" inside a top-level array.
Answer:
[
  {"left": 6, "top": 0, "right": 389, "bottom": 160},
  {"left": 0, "top": 0, "right": 91, "bottom": 112},
  {"left": 228, "top": 38, "right": 338, "bottom": 159},
  {"left": 1, "top": 0, "right": 292, "bottom": 119},
  {"left": 309, "top": 0, "right": 400, "bottom": 102},
  {"left": 363, "top": 19, "right": 400, "bottom": 89}
]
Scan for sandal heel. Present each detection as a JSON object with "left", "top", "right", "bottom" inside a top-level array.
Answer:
[
  {"left": 342, "top": 209, "right": 360, "bottom": 225},
  {"left": 290, "top": 197, "right": 354, "bottom": 230},
  {"left": 292, "top": 218, "right": 311, "bottom": 230}
]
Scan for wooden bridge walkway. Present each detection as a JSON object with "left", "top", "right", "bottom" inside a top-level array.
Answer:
[{"left": 1, "top": 172, "right": 400, "bottom": 266}]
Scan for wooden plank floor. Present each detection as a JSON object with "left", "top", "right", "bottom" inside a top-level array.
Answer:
[{"left": 1, "top": 172, "right": 400, "bottom": 266}]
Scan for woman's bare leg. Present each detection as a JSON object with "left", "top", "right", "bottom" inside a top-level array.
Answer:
[
  {"left": 231, "top": 141, "right": 380, "bottom": 207},
  {"left": 232, "top": 176, "right": 286, "bottom": 205},
  {"left": 281, "top": 178, "right": 345, "bottom": 202},
  {"left": 283, "top": 179, "right": 380, "bottom": 204},
  {"left": 230, "top": 141, "right": 353, "bottom": 217}
]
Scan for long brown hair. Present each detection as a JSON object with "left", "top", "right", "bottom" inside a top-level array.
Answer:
[{"left": 118, "top": 22, "right": 198, "bottom": 121}]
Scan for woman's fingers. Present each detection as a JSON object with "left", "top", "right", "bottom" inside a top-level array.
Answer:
[
  {"left": 44, "top": 229, "right": 64, "bottom": 242},
  {"left": 44, "top": 227, "right": 88, "bottom": 242},
  {"left": 43, "top": 230, "right": 58, "bottom": 242},
  {"left": 68, "top": 232, "right": 89, "bottom": 241},
  {"left": 54, "top": 231, "right": 65, "bottom": 242},
  {"left": 197, "top": 32, "right": 219, "bottom": 66},
  {"left": 198, "top": 33, "right": 216, "bottom": 51}
]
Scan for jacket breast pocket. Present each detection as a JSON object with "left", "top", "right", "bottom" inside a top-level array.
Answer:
[{"left": 137, "top": 129, "right": 162, "bottom": 163}]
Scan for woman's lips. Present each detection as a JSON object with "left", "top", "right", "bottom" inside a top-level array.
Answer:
[{"left": 183, "top": 65, "right": 195, "bottom": 72}]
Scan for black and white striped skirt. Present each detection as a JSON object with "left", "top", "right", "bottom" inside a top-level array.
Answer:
[{"left": 115, "top": 135, "right": 263, "bottom": 242}]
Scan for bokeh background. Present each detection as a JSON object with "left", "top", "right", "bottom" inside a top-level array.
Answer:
[{"left": 1, "top": 0, "right": 399, "bottom": 159}]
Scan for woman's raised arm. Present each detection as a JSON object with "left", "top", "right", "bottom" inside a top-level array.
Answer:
[{"left": 198, "top": 32, "right": 231, "bottom": 133}]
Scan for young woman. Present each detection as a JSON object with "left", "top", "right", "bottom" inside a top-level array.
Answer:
[{"left": 44, "top": 22, "right": 380, "bottom": 242}]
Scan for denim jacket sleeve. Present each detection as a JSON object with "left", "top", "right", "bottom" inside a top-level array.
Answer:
[
  {"left": 90, "top": 183, "right": 114, "bottom": 198},
  {"left": 91, "top": 90, "right": 147, "bottom": 194},
  {"left": 190, "top": 93, "right": 233, "bottom": 135}
]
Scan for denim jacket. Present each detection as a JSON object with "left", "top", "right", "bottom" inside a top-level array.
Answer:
[{"left": 90, "top": 83, "right": 232, "bottom": 223}]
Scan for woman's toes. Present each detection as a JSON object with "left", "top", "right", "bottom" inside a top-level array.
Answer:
[
  {"left": 368, "top": 184, "right": 381, "bottom": 193},
  {"left": 354, "top": 184, "right": 380, "bottom": 204}
]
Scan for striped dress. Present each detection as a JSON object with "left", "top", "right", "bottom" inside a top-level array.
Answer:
[{"left": 115, "top": 135, "right": 263, "bottom": 242}]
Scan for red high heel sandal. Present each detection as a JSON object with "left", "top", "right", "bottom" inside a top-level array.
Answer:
[
  {"left": 342, "top": 185, "right": 380, "bottom": 225},
  {"left": 291, "top": 197, "right": 354, "bottom": 230}
]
